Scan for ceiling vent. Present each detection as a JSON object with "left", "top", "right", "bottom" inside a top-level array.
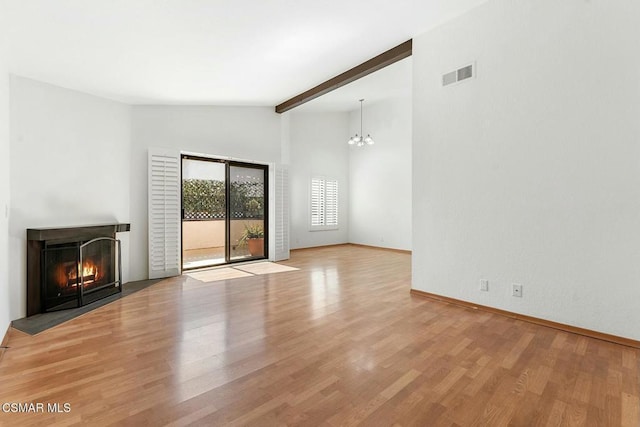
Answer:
[{"left": 442, "top": 63, "right": 475, "bottom": 86}]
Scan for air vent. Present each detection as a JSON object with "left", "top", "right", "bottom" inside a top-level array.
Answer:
[
  {"left": 442, "top": 71, "right": 457, "bottom": 86},
  {"left": 442, "top": 63, "right": 475, "bottom": 86}
]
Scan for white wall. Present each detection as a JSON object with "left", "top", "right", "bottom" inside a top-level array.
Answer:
[
  {"left": 412, "top": 0, "right": 640, "bottom": 340},
  {"left": 130, "top": 106, "right": 282, "bottom": 281},
  {"left": 349, "top": 97, "right": 412, "bottom": 251},
  {"left": 289, "top": 112, "right": 349, "bottom": 249},
  {"left": 9, "top": 77, "right": 131, "bottom": 320},
  {"left": 0, "top": 4, "right": 11, "bottom": 335}
]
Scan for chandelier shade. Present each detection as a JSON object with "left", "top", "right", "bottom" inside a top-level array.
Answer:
[{"left": 348, "top": 99, "right": 374, "bottom": 147}]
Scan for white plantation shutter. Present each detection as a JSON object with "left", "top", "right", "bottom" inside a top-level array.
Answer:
[
  {"left": 310, "top": 177, "right": 325, "bottom": 227},
  {"left": 148, "top": 148, "right": 181, "bottom": 279},
  {"left": 310, "top": 176, "right": 338, "bottom": 230},
  {"left": 274, "top": 165, "right": 290, "bottom": 261},
  {"left": 325, "top": 179, "right": 338, "bottom": 227}
]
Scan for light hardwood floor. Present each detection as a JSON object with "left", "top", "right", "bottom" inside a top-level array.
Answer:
[{"left": 0, "top": 245, "right": 638, "bottom": 426}]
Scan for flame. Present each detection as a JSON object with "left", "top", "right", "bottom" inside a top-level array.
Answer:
[
  {"left": 73, "top": 261, "right": 99, "bottom": 284},
  {"left": 56, "top": 259, "right": 101, "bottom": 288}
]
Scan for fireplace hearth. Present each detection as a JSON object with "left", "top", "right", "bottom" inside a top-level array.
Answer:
[{"left": 27, "top": 224, "right": 130, "bottom": 315}]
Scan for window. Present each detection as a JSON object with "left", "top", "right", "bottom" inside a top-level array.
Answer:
[{"left": 310, "top": 176, "right": 338, "bottom": 230}]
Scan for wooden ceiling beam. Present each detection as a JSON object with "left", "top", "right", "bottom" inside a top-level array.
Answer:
[{"left": 275, "top": 39, "right": 412, "bottom": 114}]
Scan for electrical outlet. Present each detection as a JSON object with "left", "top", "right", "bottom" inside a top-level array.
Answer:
[
  {"left": 480, "top": 279, "right": 489, "bottom": 292},
  {"left": 512, "top": 284, "right": 523, "bottom": 297}
]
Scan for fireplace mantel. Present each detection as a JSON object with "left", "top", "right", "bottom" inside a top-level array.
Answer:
[{"left": 27, "top": 223, "right": 131, "bottom": 242}]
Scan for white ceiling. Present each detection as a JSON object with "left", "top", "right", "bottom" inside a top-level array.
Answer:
[{"left": 6, "top": 0, "right": 488, "bottom": 108}]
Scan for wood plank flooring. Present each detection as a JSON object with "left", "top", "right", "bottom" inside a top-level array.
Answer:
[{"left": 0, "top": 245, "right": 638, "bottom": 426}]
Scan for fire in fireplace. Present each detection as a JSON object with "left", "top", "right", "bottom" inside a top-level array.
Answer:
[
  {"left": 42, "top": 237, "right": 120, "bottom": 311},
  {"left": 64, "top": 260, "right": 99, "bottom": 287},
  {"left": 50, "top": 253, "right": 107, "bottom": 295},
  {"left": 54, "top": 260, "right": 98, "bottom": 289}
]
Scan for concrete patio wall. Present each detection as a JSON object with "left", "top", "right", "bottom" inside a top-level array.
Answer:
[{"left": 183, "top": 219, "right": 263, "bottom": 250}]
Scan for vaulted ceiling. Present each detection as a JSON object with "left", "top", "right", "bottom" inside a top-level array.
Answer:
[{"left": 6, "top": 0, "right": 488, "bottom": 107}]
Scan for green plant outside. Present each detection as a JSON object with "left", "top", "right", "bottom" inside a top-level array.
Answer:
[
  {"left": 238, "top": 223, "right": 264, "bottom": 246},
  {"left": 182, "top": 179, "right": 263, "bottom": 220}
]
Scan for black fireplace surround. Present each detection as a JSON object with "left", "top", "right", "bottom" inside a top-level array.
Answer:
[{"left": 27, "top": 223, "right": 130, "bottom": 315}]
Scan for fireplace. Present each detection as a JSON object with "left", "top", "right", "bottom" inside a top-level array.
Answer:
[
  {"left": 27, "top": 224, "right": 130, "bottom": 315},
  {"left": 42, "top": 237, "right": 121, "bottom": 311}
]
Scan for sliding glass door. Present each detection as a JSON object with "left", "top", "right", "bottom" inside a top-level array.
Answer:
[
  {"left": 181, "top": 157, "right": 227, "bottom": 269},
  {"left": 181, "top": 156, "right": 267, "bottom": 270},
  {"left": 230, "top": 164, "right": 266, "bottom": 261}
]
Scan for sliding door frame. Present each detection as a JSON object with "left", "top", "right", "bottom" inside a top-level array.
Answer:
[
  {"left": 228, "top": 160, "right": 269, "bottom": 263},
  {"left": 181, "top": 154, "right": 269, "bottom": 270}
]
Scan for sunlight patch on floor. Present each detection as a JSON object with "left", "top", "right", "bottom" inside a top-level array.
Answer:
[
  {"left": 186, "top": 268, "right": 254, "bottom": 282},
  {"left": 234, "top": 262, "right": 299, "bottom": 275},
  {"left": 186, "top": 262, "right": 299, "bottom": 283}
]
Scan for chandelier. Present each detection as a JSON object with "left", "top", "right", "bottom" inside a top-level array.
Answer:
[{"left": 347, "top": 99, "right": 374, "bottom": 147}]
